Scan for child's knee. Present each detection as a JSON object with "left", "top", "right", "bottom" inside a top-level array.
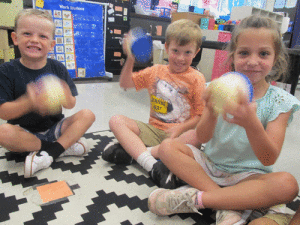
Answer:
[
  {"left": 283, "top": 172, "right": 299, "bottom": 200},
  {"left": 0, "top": 124, "right": 15, "bottom": 142},
  {"left": 80, "top": 109, "right": 96, "bottom": 122},
  {"left": 158, "top": 138, "right": 175, "bottom": 158},
  {"left": 109, "top": 115, "right": 127, "bottom": 128},
  {"left": 276, "top": 172, "right": 299, "bottom": 202}
]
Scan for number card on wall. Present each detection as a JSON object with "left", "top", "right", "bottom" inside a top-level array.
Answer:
[{"left": 37, "top": 0, "right": 105, "bottom": 78}]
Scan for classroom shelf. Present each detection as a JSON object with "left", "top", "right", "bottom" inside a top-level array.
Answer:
[{"left": 230, "top": 6, "right": 283, "bottom": 29}]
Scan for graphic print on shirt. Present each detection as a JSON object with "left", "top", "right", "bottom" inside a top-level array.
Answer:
[{"left": 151, "top": 78, "right": 190, "bottom": 123}]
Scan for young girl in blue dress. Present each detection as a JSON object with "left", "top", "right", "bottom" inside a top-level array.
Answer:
[{"left": 148, "top": 15, "right": 300, "bottom": 225}]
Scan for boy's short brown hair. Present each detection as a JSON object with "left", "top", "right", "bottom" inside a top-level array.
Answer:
[
  {"left": 165, "top": 19, "right": 203, "bottom": 50},
  {"left": 15, "top": 9, "right": 55, "bottom": 39}
]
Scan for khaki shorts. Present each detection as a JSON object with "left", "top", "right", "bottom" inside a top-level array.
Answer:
[
  {"left": 262, "top": 213, "right": 293, "bottom": 225},
  {"left": 135, "top": 120, "right": 168, "bottom": 147}
]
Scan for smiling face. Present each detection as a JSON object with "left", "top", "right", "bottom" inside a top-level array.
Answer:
[
  {"left": 165, "top": 40, "right": 199, "bottom": 74},
  {"left": 233, "top": 28, "right": 276, "bottom": 87},
  {"left": 11, "top": 15, "right": 55, "bottom": 69}
]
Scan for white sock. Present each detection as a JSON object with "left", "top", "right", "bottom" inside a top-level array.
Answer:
[{"left": 137, "top": 148, "right": 157, "bottom": 172}]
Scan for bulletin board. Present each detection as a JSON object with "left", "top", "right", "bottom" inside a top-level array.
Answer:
[{"left": 36, "top": 0, "right": 106, "bottom": 79}]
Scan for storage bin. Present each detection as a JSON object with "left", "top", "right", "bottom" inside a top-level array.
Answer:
[{"left": 155, "top": 6, "right": 171, "bottom": 18}]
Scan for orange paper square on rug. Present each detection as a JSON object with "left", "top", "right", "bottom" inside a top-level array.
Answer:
[{"left": 37, "top": 181, "right": 73, "bottom": 203}]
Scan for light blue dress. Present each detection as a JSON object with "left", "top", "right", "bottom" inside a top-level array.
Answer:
[{"left": 203, "top": 85, "right": 300, "bottom": 174}]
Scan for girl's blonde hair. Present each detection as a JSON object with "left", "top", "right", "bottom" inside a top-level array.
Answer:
[
  {"left": 15, "top": 9, "right": 55, "bottom": 39},
  {"left": 226, "top": 15, "right": 289, "bottom": 82},
  {"left": 165, "top": 19, "right": 203, "bottom": 50}
]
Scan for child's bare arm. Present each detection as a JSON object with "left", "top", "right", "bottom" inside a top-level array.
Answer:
[
  {"left": 60, "top": 80, "right": 76, "bottom": 109},
  {"left": 223, "top": 93, "right": 290, "bottom": 166},
  {"left": 0, "top": 79, "right": 76, "bottom": 119},
  {"left": 119, "top": 57, "right": 136, "bottom": 90},
  {"left": 119, "top": 34, "right": 136, "bottom": 90},
  {"left": 194, "top": 87, "right": 219, "bottom": 143},
  {"left": 246, "top": 110, "right": 290, "bottom": 166},
  {"left": 0, "top": 94, "right": 33, "bottom": 120},
  {"left": 166, "top": 115, "right": 200, "bottom": 139},
  {"left": 195, "top": 107, "right": 218, "bottom": 143}
]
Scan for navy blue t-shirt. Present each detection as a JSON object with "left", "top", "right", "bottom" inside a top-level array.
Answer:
[{"left": 0, "top": 58, "right": 78, "bottom": 132}]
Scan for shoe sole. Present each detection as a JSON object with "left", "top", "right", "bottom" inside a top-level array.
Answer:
[
  {"left": 24, "top": 152, "right": 37, "bottom": 178},
  {"left": 59, "top": 138, "right": 89, "bottom": 158},
  {"left": 103, "top": 141, "right": 117, "bottom": 151},
  {"left": 148, "top": 188, "right": 167, "bottom": 216}
]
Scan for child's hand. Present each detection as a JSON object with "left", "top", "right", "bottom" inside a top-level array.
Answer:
[
  {"left": 122, "top": 33, "right": 134, "bottom": 60},
  {"left": 59, "top": 79, "right": 70, "bottom": 105},
  {"left": 26, "top": 82, "right": 51, "bottom": 116},
  {"left": 165, "top": 125, "right": 182, "bottom": 139},
  {"left": 58, "top": 79, "right": 76, "bottom": 109},
  {"left": 203, "top": 87, "right": 218, "bottom": 116},
  {"left": 26, "top": 77, "right": 69, "bottom": 116},
  {"left": 222, "top": 90, "right": 257, "bottom": 128}
]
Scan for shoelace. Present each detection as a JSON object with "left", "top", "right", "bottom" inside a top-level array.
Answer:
[{"left": 169, "top": 193, "right": 202, "bottom": 215}]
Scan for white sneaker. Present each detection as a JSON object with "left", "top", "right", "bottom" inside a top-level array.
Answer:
[
  {"left": 24, "top": 151, "right": 53, "bottom": 178},
  {"left": 216, "top": 210, "right": 252, "bottom": 225},
  {"left": 59, "top": 138, "right": 89, "bottom": 157}
]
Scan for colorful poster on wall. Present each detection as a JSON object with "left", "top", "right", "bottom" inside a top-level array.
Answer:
[{"left": 37, "top": 0, "right": 105, "bottom": 78}]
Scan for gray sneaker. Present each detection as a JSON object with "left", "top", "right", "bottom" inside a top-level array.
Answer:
[
  {"left": 24, "top": 151, "right": 53, "bottom": 178},
  {"left": 59, "top": 138, "right": 89, "bottom": 157},
  {"left": 148, "top": 186, "right": 202, "bottom": 216},
  {"left": 216, "top": 210, "right": 252, "bottom": 225}
]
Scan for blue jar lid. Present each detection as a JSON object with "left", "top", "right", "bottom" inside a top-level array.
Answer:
[
  {"left": 130, "top": 27, "right": 153, "bottom": 63},
  {"left": 131, "top": 35, "right": 153, "bottom": 63}
]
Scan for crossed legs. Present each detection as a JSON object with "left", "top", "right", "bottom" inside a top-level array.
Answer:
[
  {"left": 0, "top": 109, "right": 95, "bottom": 153},
  {"left": 157, "top": 139, "right": 299, "bottom": 211}
]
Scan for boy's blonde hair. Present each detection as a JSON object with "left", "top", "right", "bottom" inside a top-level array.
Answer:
[
  {"left": 226, "top": 15, "right": 289, "bottom": 82},
  {"left": 165, "top": 19, "right": 203, "bottom": 50},
  {"left": 15, "top": 9, "right": 56, "bottom": 39}
]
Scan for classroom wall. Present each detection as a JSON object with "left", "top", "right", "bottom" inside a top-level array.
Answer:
[{"left": 197, "top": 30, "right": 220, "bottom": 82}]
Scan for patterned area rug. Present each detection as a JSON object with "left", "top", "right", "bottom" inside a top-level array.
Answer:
[{"left": 0, "top": 130, "right": 299, "bottom": 225}]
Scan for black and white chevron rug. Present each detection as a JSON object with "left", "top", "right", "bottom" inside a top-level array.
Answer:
[{"left": 1, "top": 130, "right": 299, "bottom": 225}]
